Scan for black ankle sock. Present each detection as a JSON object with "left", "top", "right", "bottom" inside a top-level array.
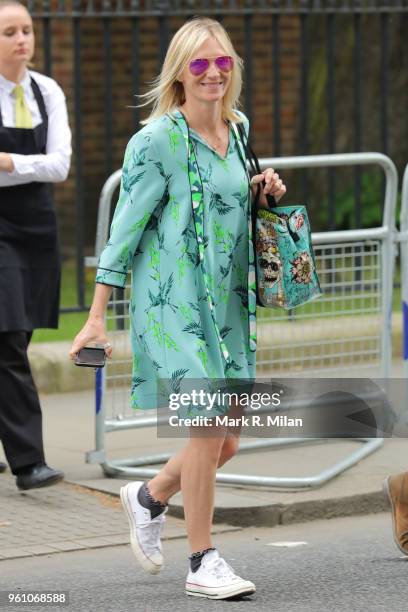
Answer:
[
  {"left": 189, "top": 547, "right": 216, "bottom": 573},
  {"left": 137, "top": 482, "right": 167, "bottom": 519}
]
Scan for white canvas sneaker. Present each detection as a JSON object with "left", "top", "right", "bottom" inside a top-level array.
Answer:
[
  {"left": 185, "top": 549, "right": 256, "bottom": 599},
  {"left": 120, "top": 481, "right": 166, "bottom": 574}
]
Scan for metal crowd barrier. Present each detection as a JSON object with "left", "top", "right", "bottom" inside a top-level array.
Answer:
[{"left": 85, "top": 152, "right": 398, "bottom": 487}]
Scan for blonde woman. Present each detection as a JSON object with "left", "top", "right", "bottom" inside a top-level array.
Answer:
[{"left": 70, "top": 17, "right": 285, "bottom": 600}]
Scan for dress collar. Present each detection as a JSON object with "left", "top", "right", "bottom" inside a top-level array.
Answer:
[{"left": 171, "top": 108, "right": 233, "bottom": 158}]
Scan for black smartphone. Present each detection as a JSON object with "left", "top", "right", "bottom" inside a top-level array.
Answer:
[{"left": 74, "top": 346, "right": 106, "bottom": 368}]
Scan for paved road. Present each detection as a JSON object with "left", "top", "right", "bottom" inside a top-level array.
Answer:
[{"left": 0, "top": 512, "right": 406, "bottom": 612}]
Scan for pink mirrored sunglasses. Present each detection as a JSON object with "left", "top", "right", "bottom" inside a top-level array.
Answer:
[{"left": 189, "top": 56, "right": 234, "bottom": 76}]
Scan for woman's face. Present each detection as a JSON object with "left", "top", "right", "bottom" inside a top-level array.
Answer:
[
  {"left": 0, "top": 5, "right": 35, "bottom": 71},
  {"left": 179, "top": 36, "right": 232, "bottom": 106}
]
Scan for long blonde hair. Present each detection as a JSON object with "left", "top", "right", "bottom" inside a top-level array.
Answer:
[{"left": 139, "top": 17, "right": 243, "bottom": 124}]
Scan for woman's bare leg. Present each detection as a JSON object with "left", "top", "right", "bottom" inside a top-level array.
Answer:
[
  {"left": 180, "top": 432, "right": 225, "bottom": 552},
  {"left": 148, "top": 433, "right": 238, "bottom": 504},
  {"left": 148, "top": 405, "right": 243, "bottom": 552}
]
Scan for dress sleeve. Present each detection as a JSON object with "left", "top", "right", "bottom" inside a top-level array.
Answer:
[{"left": 96, "top": 130, "right": 168, "bottom": 288}]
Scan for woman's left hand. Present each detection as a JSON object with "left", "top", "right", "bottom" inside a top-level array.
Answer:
[
  {"left": 251, "top": 168, "right": 286, "bottom": 207},
  {"left": 0, "top": 153, "right": 14, "bottom": 173}
]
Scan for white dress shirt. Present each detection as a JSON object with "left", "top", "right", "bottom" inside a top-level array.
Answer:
[{"left": 0, "top": 69, "right": 72, "bottom": 187}]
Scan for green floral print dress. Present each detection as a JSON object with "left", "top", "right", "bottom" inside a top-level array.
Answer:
[{"left": 96, "top": 110, "right": 257, "bottom": 410}]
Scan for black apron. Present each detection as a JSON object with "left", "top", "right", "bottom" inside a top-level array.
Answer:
[{"left": 0, "top": 77, "right": 60, "bottom": 332}]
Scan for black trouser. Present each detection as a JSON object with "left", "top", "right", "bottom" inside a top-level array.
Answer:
[{"left": 0, "top": 331, "right": 44, "bottom": 474}]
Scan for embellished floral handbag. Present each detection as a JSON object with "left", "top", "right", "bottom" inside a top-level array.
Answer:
[{"left": 235, "top": 123, "right": 322, "bottom": 310}]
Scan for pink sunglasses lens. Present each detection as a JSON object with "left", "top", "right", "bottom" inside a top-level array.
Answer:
[
  {"left": 189, "top": 59, "right": 209, "bottom": 76},
  {"left": 215, "top": 56, "right": 234, "bottom": 72}
]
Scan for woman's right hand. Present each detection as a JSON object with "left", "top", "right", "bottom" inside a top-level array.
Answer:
[{"left": 69, "top": 317, "right": 112, "bottom": 360}]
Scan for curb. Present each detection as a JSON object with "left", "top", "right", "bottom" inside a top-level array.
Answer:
[
  {"left": 168, "top": 490, "right": 390, "bottom": 528},
  {"left": 68, "top": 480, "right": 390, "bottom": 529}
]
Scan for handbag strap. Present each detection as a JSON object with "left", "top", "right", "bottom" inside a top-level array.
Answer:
[
  {"left": 234, "top": 122, "right": 301, "bottom": 243},
  {"left": 235, "top": 122, "right": 277, "bottom": 210}
]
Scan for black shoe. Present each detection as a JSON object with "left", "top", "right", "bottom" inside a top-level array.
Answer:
[
  {"left": 16, "top": 464, "right": 64, "bottom": 491},
  {"left": 0, "top": 461, "right": 6, "bottom": 473}
]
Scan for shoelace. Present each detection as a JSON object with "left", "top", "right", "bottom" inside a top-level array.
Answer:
[
  {"left": 206, "top": 556, "right": 238, "bottom": 580},
  {"left": 137, "top": 511, "right": 166, "bottom": 553}
]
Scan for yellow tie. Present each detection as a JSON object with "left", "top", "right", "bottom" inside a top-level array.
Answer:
[{"left": 13, "top": 84, "right": 33, "bottom": 129}]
